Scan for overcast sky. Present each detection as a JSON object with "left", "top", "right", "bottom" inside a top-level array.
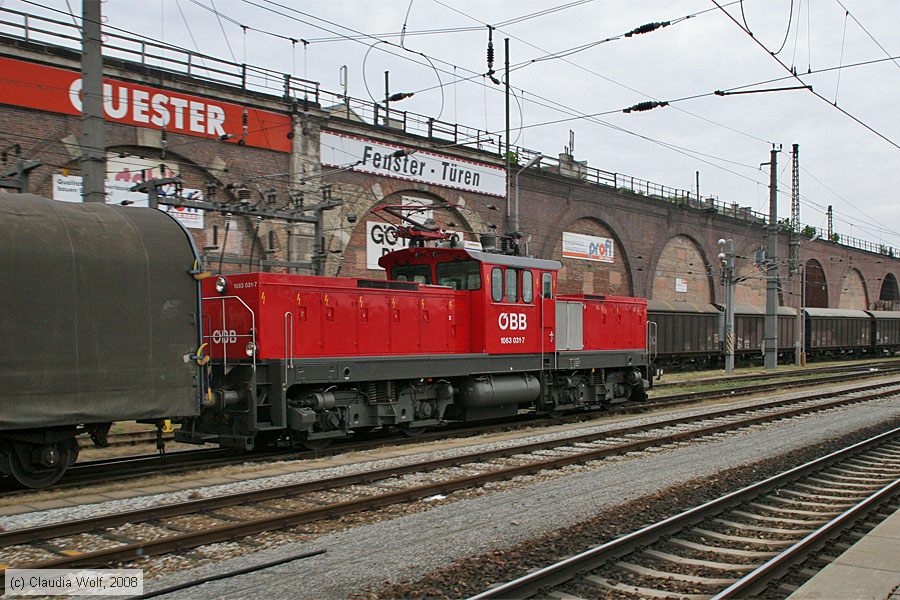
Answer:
[{"left": 9, "top": 0, "right": 900, "bottom": 248}]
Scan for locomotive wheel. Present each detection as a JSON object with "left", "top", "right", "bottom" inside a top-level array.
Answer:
[{"left": 5, "top": 439, "right": 78, "bottom": 489}]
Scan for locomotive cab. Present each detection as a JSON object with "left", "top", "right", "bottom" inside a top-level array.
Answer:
[{"left": 379, "top": 247, "right": 561, "bottom": 356}]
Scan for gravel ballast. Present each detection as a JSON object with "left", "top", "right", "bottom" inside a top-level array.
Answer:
[{"left": 142, "top": 394, "right": 900, "bottom": 599}]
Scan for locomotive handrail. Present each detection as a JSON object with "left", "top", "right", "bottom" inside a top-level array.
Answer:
[
  {"left": 201, "top": 295, "right": 257, "bottom": 372},
  {"left": 284, "top": 311, "right": 294, "bottom": 381}
]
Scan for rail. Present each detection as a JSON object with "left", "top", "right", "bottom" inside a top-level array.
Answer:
[{"left": 0, "top": 6, "right": 896, "bottom": 257}]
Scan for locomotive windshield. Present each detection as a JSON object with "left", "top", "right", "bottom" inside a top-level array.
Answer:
[
  {"left": 391, "top": 264, "right": 432, "bottom": 284},
  {"left": 436, "top": 260, "right": 482, "bottom": 291}
]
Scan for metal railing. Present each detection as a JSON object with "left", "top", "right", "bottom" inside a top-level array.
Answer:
[
  {"left": 0, "top": 6, "right": 895, "bottom": 258},
  {"left": 0, "top": 7, "right": 319, "bottom": 101}
]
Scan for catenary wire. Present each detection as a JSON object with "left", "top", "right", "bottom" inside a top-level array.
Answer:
[{"left": 710, "top": 0, "right": 900, "bottom": 151}]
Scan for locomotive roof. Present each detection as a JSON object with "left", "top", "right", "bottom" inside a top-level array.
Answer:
[{"left": 379, "top": 247, "right": 562, "bottom": 271}]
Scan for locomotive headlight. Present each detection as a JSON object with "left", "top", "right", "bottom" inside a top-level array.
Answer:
[
  {"left": 245, "top": 342, "right": 257, "bottom": 357},
  {"left": 215, "top": 275, "right": 228, "bottom": 294}
]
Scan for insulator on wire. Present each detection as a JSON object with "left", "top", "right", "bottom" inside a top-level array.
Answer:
[
  {"left": 486, "top": 26, "right": 495, "bottom": 71},
  {"left": 625, "top": 21, "right": 670, "bottom": 37},
  {"left": 623, "top": 100, "right": 669, "bottom": 113}
]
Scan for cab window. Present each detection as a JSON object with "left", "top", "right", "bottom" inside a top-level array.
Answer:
[
  {"left": 541, "top": 272, "right": 553, "bottom": 298},
  {"left": 491, "top": 267, "right": 503, "bottom": 302},
  {"left": 391, "top": 264, "right": 432, "bottom": 284},
  {"left": 436, "top": 260, "right": 482, "bottom": 290},
  {"left": 505, "top": 269, "right": 518, "bottom": 303},
  {"left": 522, "top": 270, "right": 534, "bottom": 303}
]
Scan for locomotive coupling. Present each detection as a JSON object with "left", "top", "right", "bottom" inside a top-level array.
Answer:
[{"left": 202, "top": 388, "right": 245, "bottom": 411}]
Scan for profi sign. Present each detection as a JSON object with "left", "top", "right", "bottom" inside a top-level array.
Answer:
[
  {"left": 0, "top": 56, "right": 291, "bottom": 151},
  {"left": 320, "top": 131, "right": 506, "bottom": 197}
]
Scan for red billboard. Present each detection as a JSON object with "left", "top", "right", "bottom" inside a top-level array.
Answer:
[{"left": 0, "top": 56, "right": 292, "bottom": 152}]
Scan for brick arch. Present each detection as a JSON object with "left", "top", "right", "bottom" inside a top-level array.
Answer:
[
  {"left": 805, "top": 259, "right": 829, "bottom": 308},
  {"left": 839, "top": 268, "right": 869, "bottom": 309},
  {"left": 551, "top": 216, "right": 633, "bottom": 296},
  {"left": 649, "top": 234, "right": 713, "bottom": 303},
  {"left": 879, "top": 273, "right": 899, "bottom": 308},
  {"left": 336, "top": 188, "right": 473, "bottom": 279}
]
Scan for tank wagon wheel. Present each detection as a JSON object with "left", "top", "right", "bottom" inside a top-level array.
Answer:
[{"left": 4, "top": 439, "right": 79, "bottom": 489}]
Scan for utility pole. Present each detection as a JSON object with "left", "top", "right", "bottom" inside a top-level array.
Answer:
[
  {"left": 81, "top": 0, "right": 106, "bottom": 202},
  {"left": 827, "top": 205, "right": 834, "bottom": 240},
  {"left": 790, "top": 144, "right": 801, "bottom": 365},
  {"left": 383, "top": 71, "right": 390, "bottom": 126},
  {"left": 764, "top": 147, "right": 781, "bottom": 369},
  {"left": 504, "top": 37, "right": 511, "bottom": 232},
  {"left": 717, "top": 238, "right": 736, "bottom": 372},
  {"left": 789, "top": 144, "right": 800, "bottom": 273}
]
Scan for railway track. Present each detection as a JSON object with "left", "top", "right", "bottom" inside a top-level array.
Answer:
[
  {"left": 652, "top": 357, "right": 900, "bottom": 389},
  {"left": 41, "top": 366, "right": 900, "bottom": 490},
  {"left": 0, "top": 380, "right": 896, "bottom": 580},
  {"left": 471, "top": 427, "right": 900, "bottom": 600}
]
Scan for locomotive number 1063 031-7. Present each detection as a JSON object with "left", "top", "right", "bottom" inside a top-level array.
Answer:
[{"left": 500, "top": 336, "right": 526, "bottom": 344}]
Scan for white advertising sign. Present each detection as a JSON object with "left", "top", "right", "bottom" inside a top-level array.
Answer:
[
  {"left": 366, "top": 221, "right": 410, "bottom": 270},
  {"left": 561, "top": 232, "right": 615, "bottom": 263},
  {"left": 320, "top": 130, "right": 506, "bottom": 197},
  {"left": 51, "top": 155, "right": 204, "bottom": 229},
  {"left": 675, "top": 277, "right": 688, "bottom": 293},
  {"left": 52, "top": 175, "right": 205, "bottom": 229}
]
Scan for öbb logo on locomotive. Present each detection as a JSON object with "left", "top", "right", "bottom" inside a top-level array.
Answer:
[
  {"left": 211, "top": 329, "right": 238, "bottom": 344},
  {"left": 498, "top": 312, "right": 528, "bottom": 331}
]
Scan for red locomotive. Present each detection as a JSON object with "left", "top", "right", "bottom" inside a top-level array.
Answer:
[{"left": 178, "top": 241, "right": 651, "bottom": 451}]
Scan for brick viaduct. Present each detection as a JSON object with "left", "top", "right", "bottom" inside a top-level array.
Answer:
[{"left": 2, "top": 35, "right": 898, "bottom": 313}]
